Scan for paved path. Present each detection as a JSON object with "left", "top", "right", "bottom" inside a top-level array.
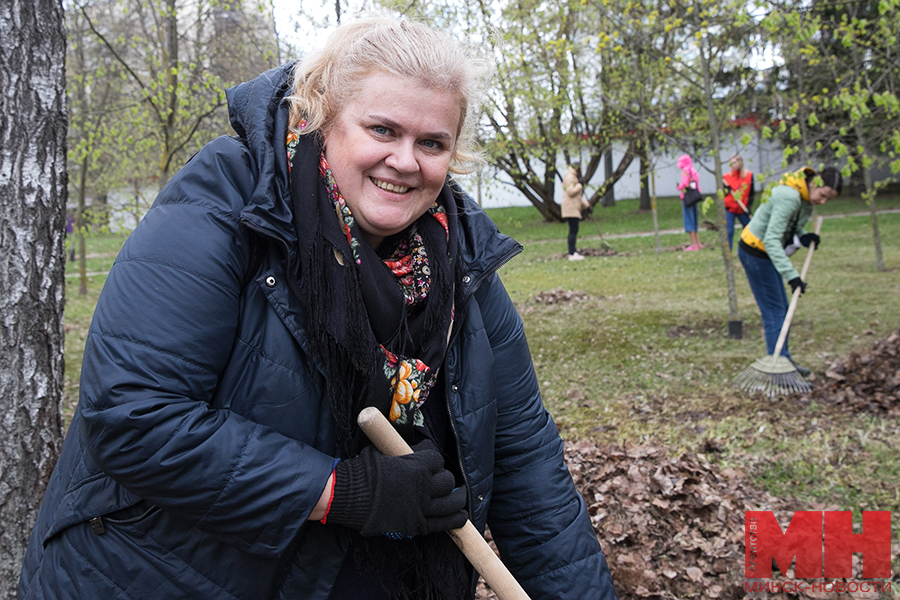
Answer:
[
  {"left": 65, "top": 271, "right": 109, "bottom": 279},
  {"left": 530, "top": 207, "right": 900, "bottom": 245},
  {"left": 64, "top": 208, "right": 899, "bottom": 277}
]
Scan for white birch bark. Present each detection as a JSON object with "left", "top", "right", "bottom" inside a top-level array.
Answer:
[{"left": 0, "top": 0, "right": 68, "bottom": 596}]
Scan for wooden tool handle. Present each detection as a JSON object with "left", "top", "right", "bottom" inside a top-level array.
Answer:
[
  {"left": 357, "top": 407, "right": 532, "bottom": 600},
  {"left": 772, "top": 216, "right": 823, "bottom": 357}
]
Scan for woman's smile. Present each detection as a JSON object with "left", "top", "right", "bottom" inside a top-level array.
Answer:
[
  {"left": 370, "top": 177, "right": 411, "bottom": 195},
  {"left": 323, "top": 71, "right": 462, "bottom": 247}
]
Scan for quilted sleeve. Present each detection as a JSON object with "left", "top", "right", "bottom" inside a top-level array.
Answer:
[
  {"left": 475, "top": 275, "right": 618, "bottom": 600},
  {"left": 79, "top": 137, "right": 335, "bottom": 558}
]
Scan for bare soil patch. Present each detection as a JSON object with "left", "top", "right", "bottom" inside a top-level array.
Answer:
[
  {"left": 532, "top": 288, "right": 593, "bottom": 304},
  {"left": 665, "top": 320, "right": 726, "bottom": 339}
]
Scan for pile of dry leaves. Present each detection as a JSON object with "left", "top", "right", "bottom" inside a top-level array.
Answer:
[
  {"left": 477, "top": 440, "right": 895, "bottom": 600},
  {"left": 474, "top": 330, "right": 900, "bottom": 599},
  {"left": 476, "top": 441, "right": 790, "bottom": 599},
  {"left": 815, "top": 329, "right": 900, "bottom": 415},
  {"left": 566, "top": 441, "right": 801, "bottom": 600},
  {"left": 532, "top": 288, "right": 592, "bottom": 304}
]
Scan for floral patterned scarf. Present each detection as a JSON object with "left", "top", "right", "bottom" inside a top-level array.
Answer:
[
  {"left": 287, "top": 127, "right": 468, "bottom": 600},
  {"left": 286, "top": 127, "right": 458, "bottom": 456}
]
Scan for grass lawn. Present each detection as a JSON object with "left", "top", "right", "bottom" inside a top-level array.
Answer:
[
  {"left": 64, "top": 193, "right": 900, "bottom": 536},
  {"left": 486, "top": 192, "right": 900, "bottom": 537}
]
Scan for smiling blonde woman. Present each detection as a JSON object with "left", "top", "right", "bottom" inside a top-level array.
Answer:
[{"left": 20, "top": 13, "right": 618, "bottom": 600}]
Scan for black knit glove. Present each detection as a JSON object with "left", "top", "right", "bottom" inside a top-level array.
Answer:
[
  {"left": 789, "top": 277, "right": 807, "bottom": 294},
  {"left": 326, "top": 440, "right": 467, "bottom": 537},
  {"left": 800, "top": 233, "right": 820, "bottom": 248}
]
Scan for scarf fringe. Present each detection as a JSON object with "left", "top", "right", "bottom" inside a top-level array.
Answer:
[
  {"left": 352, "top": 534, "right": 470, "bottom": 600},
  {"left": 303, "top": 223, "right": 382, "bottom": 457}
]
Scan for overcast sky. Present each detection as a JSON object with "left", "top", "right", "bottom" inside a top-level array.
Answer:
[{"left": 271, "top": 0, "right": 370, "bottom": 54}]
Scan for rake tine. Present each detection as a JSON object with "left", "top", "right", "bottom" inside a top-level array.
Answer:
[{"left": 733, "top": 361, "right": 811, "bottom": 397}]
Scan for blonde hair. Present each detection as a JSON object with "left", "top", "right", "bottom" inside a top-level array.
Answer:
[
  {"left": 286, "top": 13, "right": 491, "bottom": 174},
  {"left": 729, "top": 153, "right": 747, "bottom": 176}
]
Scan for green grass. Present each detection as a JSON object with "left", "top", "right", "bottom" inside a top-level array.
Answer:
[
  {"left": 487, "top": 195, "right": 900, "bottom": 530},
  {"left": 64, "top": 198, "right": 900, "bottom": 530},
  {"left": 484, "top": 192, "right": 900, "bottom": 244},
  {"left": 63, "top": 232, "right": 122, "bottom": 419}
]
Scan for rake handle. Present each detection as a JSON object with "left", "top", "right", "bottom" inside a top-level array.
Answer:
[
  {"left": 357, "top": 407, "right": 532, "bottom": 600},
  {"left": 772, "top": 216, "right": 823, "bottom": 357}
]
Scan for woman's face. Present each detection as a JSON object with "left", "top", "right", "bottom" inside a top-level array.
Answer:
[
  {"left": 730, "top": 156, "right": 743, "bottom": 171},
  {"left": 323, "top": 71, "right": 461, "bottom": 247},
  {"left": 809, "top": 184, "right": 839, "bottom": 205}
]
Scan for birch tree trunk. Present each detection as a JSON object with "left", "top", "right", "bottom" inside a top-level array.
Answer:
[{"left": 0, "top": 0, "right": 68, "bottom": 596}]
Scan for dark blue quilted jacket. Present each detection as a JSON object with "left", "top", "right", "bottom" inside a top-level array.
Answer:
[{"left": 19, "top": 65, "right": 617, "bottom": 600}]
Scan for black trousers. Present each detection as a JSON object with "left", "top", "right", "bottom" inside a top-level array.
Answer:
[{"left": 567, "top": 218, "right": 580, "bottom": 255}]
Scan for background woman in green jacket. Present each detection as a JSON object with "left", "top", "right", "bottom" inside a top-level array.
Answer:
[{"left": 737, "top": 166, "right": 842, "bottom": 374}]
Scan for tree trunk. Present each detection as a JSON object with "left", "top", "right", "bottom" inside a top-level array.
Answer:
[
  {"left": 94, "top": 192, "right": 110, "bottom": 229},
  {"left": 645, "top": 130, "right": 662, "bottom": 254},
  {"left": 159, "top": 0, "right": 179, "bottom": 189},
  {"left": 699, "top": 31, "right": 741, "bottom": 324},
  {"left": 0, "top": 0, "right": 68, "bottom": 597},
  {"left": 796, "top": 64, "right": 809, "bottom": 164},
  {"left": 868, "top": 184, "right": 885, "bottom": 272},
  {"left": 638, "top": 141, "right": 651, "bottom": 211},
  {"left": 602, "top": 148, "right": 615, "bottom": 207},
  {"left": 76, "top": 155, "right": 90, "bottom": 295},
  {"left": 134, "top": 178, "right": 144, "bottom": 229},
  {"left": 854, "top": 123, "right": 886, "bottom": 272},
  {"left": 586, "top": 138, "right": 637, "bottom": 208}
]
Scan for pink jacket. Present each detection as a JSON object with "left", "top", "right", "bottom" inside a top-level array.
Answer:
[{"left": 676, "top": 154, "right": 700, "bottom": 199}]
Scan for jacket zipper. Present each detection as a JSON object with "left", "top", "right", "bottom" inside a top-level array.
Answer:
[{"left": 445, "top": 241, "right": 522, "bottom": 519}]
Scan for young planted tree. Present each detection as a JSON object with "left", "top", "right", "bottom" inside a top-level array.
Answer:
[
  {"left": 78, "top": 0, "right": 244, "bottom": 189},
  {"left": 657, "top": 0, "right": 760, "bottom": 332},
  {"left": 0, "top": 0, "right": 67, "bottom": 596},
  {"left": 590, "top": 0, "right": 683, "bottom": 241},
  {"left": 67, "top": 4, "right": 128, "bottom": 294},
  {"left": 75, "top": 0, "right": 279, "bottom": 227}
]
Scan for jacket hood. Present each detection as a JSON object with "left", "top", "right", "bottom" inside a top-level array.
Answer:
[
  {"left": 226, "top": 63, "right": 299, "bottom": 248},
  {"left": 677, "top": 154, "right": 693, "bottom": 170},
  {"left": 779, "top": 167, "right": 814, "bottom": 202}
]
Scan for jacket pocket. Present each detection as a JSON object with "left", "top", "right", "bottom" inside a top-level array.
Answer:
[
  {"left": 103, "top": 500, "right": 158, "bottom": 525},
  {"left": 95, "top": 504, "right": 281, "bottom": 600}
]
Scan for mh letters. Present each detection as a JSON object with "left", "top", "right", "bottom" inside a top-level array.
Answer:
[{"left": 745, "top": 511, "right": 891, "bottom": 579}]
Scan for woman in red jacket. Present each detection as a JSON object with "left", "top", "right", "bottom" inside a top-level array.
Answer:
[{"left": 722, "top": 154, "right": 754, "bottom": 251}]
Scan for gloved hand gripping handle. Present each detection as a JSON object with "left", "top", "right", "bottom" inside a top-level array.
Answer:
[
  {"left": 357, "top": 407, "right": 532, "bottom": 600},
  {"left": 773, "top": 216, "right": 823, "bottom": 358}
]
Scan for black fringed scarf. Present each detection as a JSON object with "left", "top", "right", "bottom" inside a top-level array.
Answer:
[{"left": 287, "top": 129, "right": 469, "bottom": 600}]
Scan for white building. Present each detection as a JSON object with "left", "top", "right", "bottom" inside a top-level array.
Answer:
[{"left": 456, "top": 124, "right": 861, "bottom": 209}]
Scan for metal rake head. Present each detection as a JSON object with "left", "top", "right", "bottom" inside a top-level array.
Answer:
[{"left": 733, "top": 356, "right": 812, "bottom": 397}]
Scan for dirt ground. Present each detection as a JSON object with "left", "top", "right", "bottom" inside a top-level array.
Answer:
[{"left": 476, "top": 329, "right": 900, "bottom": 600}]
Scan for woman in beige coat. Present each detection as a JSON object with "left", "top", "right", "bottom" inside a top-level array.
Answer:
[{"left": 562, "top": 163, "right": 591, "bottom": 260}]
